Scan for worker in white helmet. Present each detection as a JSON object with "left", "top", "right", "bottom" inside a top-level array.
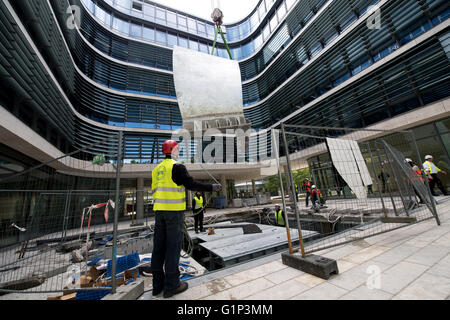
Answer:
[
  {"left": 310, "top": 185, "right": 325, "bottom": 211},
  {"left": 423, "top": 155, "right": 447, "bottom": 196}
]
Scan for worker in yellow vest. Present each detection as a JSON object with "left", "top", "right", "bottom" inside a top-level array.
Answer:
[
  {"left": 274, "top": 204, "right": 286, "bottom": 227},
  {"left": 423, "top": 155, "right": 448, "bottom": 196},
  {"left": 192, "top": 191, "right": 205, "bottom": 233},
  {"left": 151, "top": 140, "right": 221, "bottom": 298}
]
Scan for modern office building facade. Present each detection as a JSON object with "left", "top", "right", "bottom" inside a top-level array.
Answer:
[{"left": 1, "top": 0, "right": 449, "bottom": 192}]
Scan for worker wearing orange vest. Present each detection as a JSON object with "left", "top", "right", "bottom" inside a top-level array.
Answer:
[
  {"left": 303, "top": 178, "right": 312, "bottom": 207},
  {"left": 412, "top": 165, "right": 426, "bottom": 204}
]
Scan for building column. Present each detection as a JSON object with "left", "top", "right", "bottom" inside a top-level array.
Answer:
[
  {"left": 136, "top": 177, "right": 144, "bottom": 221},
  {"left": 220, "top": 175, "right": 227, "bottom": 207},
  {"left": 283, "top": 165, "right": 291, "bottom": 197},
  {"left": 252, "top": 179, "right": 257, "bottom": 196}
]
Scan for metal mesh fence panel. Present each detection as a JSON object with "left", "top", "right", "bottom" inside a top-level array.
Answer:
[
  {"left": 0, "top": 133, "right": 152, "bottom": 297},
  {"left": 276, "top": 124, "right": 440, "bottom": 256}
]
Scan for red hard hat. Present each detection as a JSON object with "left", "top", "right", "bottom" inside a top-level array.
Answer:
[{"left": 162, "top": 140, "right": 179, "bottom": 154}]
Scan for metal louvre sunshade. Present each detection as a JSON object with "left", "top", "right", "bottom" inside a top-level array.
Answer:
[{"left": 172, "top": 45, "right": 245, "bottom": 123}]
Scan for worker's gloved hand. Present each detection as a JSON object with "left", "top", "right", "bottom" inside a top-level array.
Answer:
[{"left": 212, "top": 184, "right": 222, "bottom": 192}]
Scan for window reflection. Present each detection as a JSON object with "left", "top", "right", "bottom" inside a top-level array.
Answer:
[{"left": 112, "top": 17, "right": 129, "bottom": 35}]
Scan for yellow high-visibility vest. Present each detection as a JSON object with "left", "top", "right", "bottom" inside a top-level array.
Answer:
[
  {"left": 275, "top": 210, "right": 285, "bottom": 226},
  {"left": 152, "top": 159, "right": 186, "bottom": 212},
  {"left": 194, "top": 196, "right": 204, "bottom": 210},
  {"left": 423, "top": 161, "right": 441, "bottom": 174}
]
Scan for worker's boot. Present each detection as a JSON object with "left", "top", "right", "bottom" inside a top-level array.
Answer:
[{"left": 164, "top": 281, "right": 188, "bottom": 298}]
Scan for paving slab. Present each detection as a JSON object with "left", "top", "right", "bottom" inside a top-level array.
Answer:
[
  {"left": 404, "top": 245, "right": 449, "bottom": 266},
  {"left": 377, "top": 261, "right": 429, "bottom": 295},
  {"left": 245, "top": 280, "right": 310, "bottom": 300},
  {"left": 425, "top": 253, "right": 450, "bottom": 279},
  {"left": 203, "top": 277, "right": 274, "bottom": 300},
  {"left": 339, "top": 285, "right": 393, "bottom": 300},
  {"left": 372, "top": 244, "right": 421, "bottom": 265},
  {"left": 263, "top": 266, "right": 305, "bottom": 284},
  {"left": 294, "top": 273, "right": 326, "bottom": 288},
  {"left": 393, "top": 273, "right": 450, "bottom": 300},
  {"left": 328, "top": 260, "right": 391, "bottom": 291},
  {"left": 342, "top": 245, "right": 390, "bottom": 264},
  {"left": 290, "top": 282, "right": 348, "bottom": 300},
  {"left": 223, "top": 260, "right": 286, "bottom": 287}
]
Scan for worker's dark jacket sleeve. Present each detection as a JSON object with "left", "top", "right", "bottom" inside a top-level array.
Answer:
[
  {"left": 282, "top": 210, "right": 287, "bottom": 222},
  {"left": 172, "top": 164, "right": 214, "bottom": 192}
]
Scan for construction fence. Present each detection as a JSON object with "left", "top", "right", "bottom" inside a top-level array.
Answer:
[
  {"left": 0, "top": 132, "right": 157, "bottom": 299},
  {"left": 274, "top": 123, "right": 440, "bottom": 257}
]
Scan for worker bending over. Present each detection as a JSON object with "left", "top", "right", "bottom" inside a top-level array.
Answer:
[
  {"left": 310, "top": 185, "right": 325, "bottom": 212},
  {"left": 151, "top": 140, "right": 221, "bottom": 298}
]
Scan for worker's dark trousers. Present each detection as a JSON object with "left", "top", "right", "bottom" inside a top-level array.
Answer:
[
  {"left": 429, "top": 174, "right": 448, "bottom": 196},
  {"left": 305, "top": 192, "right": 311, "bottom": 207},
  {"left": 151, "top": 211, "right": 184, "bottom": 292},
  {"left": 193, "top": 209, "right": 204, "bottom": 232}
]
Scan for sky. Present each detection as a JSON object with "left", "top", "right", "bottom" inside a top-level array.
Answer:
[{"left": 150, "top": 0, "right": 260, "bottom": 24}]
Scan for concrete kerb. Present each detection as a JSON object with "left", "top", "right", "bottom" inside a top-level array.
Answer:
[{"left": 102, "top": 279, "right": 144, "bottom": 300}]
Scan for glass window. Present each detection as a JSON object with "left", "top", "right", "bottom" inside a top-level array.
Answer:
[
  {"left": 116, "top": 0, "right": 130, "bottom": 10},
  {"left": 132, "top": 1, "right": 142, "bottom": 11},
  {"left": 207, "top": 24, "right": 216, "bottom": 38},
  {"left": 436, "top": 119, "right": 450, "bottom": 133},
  {"left": 231, "top": 47, "right": 242, "bottom": 60},
  {"left": 340, "top": 12, "right": 357, "bottom": 31},
  {"left": 156, "top": 8, "right": 166, "bottom": 21},
  {"left": 189, "top": 39, "right": 199, "bottom": 51},
  {"left": 269, "top": 13, "right": 278, "bottom": 33},
  {"left": 178, "top": 36, "right": 188, "bottom": 48},
  {"left": 241, "top": 41, "right": 255, "bottom": 58},
  {"left": 156, "top": 29, "right": 166, "bottom": 44},
  {"left": 95, "top": 6, "right": 111, "bottom": 26},
  {"left": 130, "top": 23, "right": 142, "bottom": 38},
  {"left": 199, "top": 42, "right": 208, "bottom": 53},
  {"left": 143, "top": 26, "right": 155, "bottom": 41},
  {"left": 262, "top": 24, "right": 270, "bottom": 41},
  {"left": 167, "top": 11, "right": 177, "bottom": 27},
  {"left": 286, "top": 0, "right": 296, "bottom": 10},
  {"left": 254, "top": 33, "right": 263, "bottom": 49},
  {"left": 310, "top": 42, "right": 322, "bottom": 58},
  {"left": 112, "top": 17, "right": 129, "bottom": 35},
  {"left": 218, "top": 48, "right": 228, "bottom": 58},
  {"left": 178, "top": 15, "right": 187, "bottom": 30},
  {"left": 143, "top": 4, "right": 155, "bottom": 20},
  {"left": 249, "top": 11, "right": 259, "bottom": 32},
  {"left": 82, "top": 0, "right": 94, "bottom": 13},
  {"left": 277, "top": 2, "right": 287, "bottom": 20},
  {"left": 188, "top": 18, "right": 197, "bottom": 33},
  {"left": 258, "top": 0, "right": 267, "bottom": 20},
  {"left": 413, "top": 124, "right": 436, "bottom": 139},
  {"left": 240, "top": 20, "right": 250, "bottom": 38},
  {"left": 227, "top": 26, "right": 240, "bottom": 42},
  {"left": 197, "top": 22, "right": 207, "bottom": 35},
  {"left": 167, "top": 32, "right": 178, "bottom": 47}
]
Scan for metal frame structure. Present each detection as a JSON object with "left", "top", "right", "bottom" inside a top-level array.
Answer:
[{"left": 274, "top": 123, "right": 440, "bottom": 256}]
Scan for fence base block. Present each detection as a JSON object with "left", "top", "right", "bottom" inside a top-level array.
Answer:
[{"left": 281, "top": 253, "right": 339, "bottom": 280}]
